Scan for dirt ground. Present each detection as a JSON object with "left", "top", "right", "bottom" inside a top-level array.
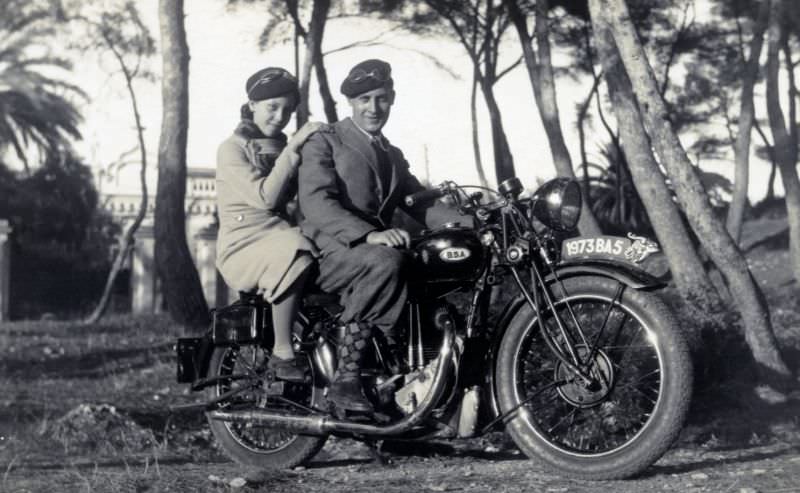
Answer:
[
  {"left": 5, "top": 439, "right": 800, "bottom": 492},
  {"left": 2, "top": 217, "right": 800, "bottom": 493}
]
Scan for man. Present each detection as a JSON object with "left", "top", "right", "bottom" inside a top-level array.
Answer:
[{"left": 298, "top": 59, "right": 468, "bottom": 413}]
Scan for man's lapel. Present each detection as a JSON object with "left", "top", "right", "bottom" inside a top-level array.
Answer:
[
  {"left": 383, "top": 142, "right": 401, "bottom": 202},
  {"left": 340, "top": 118, "right": 385, "bottom": 199}
]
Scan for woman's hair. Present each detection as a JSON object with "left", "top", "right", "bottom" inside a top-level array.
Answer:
[{"left": 240, "top": 103, "right": 253, "bottom": 120}]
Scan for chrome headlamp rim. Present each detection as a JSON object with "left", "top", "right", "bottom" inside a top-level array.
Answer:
[{"left": 530, "top": 177, "right": 582, "bottom": 232}]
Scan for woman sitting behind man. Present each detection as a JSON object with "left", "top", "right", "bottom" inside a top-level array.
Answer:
[{"left": 215, "top": 67, "right": 321, "bottom": 382}]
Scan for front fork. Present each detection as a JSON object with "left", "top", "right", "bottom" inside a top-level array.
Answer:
[{"left": 508, "top": 258, "right": 626, "bottom": 389}]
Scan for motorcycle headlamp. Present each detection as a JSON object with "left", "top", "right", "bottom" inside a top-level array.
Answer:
[{"left": 530, "top": 178, "right": 582, "bottom": 232}]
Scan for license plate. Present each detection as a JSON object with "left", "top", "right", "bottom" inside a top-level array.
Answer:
[
  {"left": 176, "top": 337, "right": 205, "bottom": 383},
  {"left": 561, "top": 233, "right": 660, "bottom": 264}
]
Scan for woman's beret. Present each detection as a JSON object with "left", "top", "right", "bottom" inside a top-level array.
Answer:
[{"left": 246, "top": 67, "right": 299, "bottom": 101}]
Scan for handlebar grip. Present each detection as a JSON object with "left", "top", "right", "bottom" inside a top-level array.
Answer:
[{"left": 404, "top": 188, "right": 445, "bottom": 207}]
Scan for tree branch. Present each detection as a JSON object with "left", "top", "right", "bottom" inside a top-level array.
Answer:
[
  {"left": 426, "top": 0, "right": 482, "bottom": 67},
  {"left": 285, "top": 0, "right": 308, "bottom": 39},
  {"left": 496, "top": 55, "right": 522, "bottom": 80},
  {"left": 659, "top": 0, "right": 695, "bottom": 98},
  {"left": 323, "top": 25, "right": 402, "bottom": 55}
]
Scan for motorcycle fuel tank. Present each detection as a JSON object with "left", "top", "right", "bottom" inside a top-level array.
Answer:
[{"left": 411, "top": 223, "right": 484, "bottom": 283}]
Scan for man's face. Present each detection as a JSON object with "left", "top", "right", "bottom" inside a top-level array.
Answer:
[{"left": 348, "top": 86, "right": 394, "bottom": 134}]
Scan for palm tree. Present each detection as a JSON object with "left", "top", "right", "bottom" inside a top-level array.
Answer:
[
  {"left": 0, "top": 1, "right": 83, "bottom": 172},
  {"left": 583, "top": 142, "right": 653, "bottom": 236}
]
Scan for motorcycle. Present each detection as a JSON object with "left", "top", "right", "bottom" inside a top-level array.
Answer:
[{"left": 174, "top": 176, "right": 692, "bottom": 480}]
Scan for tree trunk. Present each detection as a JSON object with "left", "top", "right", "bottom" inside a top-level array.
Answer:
[
  {"left": 592, "top": 19, "right": 722, "bottom": 313},
  {"left": 783, "top": 37, "right": 797, "bottom": 160},
  {"left": 765, "top": 0, "right": 800, "bottom": 285},
  {"left": 470, "top": 67, "right": 489, "bottom": 188},
  {"left": 595, "top": 0, "right": 792, "bottom": 382},
  {"left": 505, "top": 0, "right": 602, "bottom": 235},
  {"left": 313, "top": 57, "right": 337, "bottom": 123},
  {"left": 577, "top": 73, "right": 602, "bottom": 200},
  {"left": 154, "top": 0, "right": 210, "bottom": 333},
  {"left": 478, "top": 78, "right": 516, "bottom": 183},
  {"left": 728, "top": 0, "right": 770, "bottom": 242},
  {"left": 296, "top": 48, "right": 313, "bottom": 127},
  {"left": 753, "top": 120, "right": 778, "bottom": 201},
  {"left": 308, "top": 0, "right": 336, "bottom": 123},
  {"left": 85, "top": 32, "right": 150, "bottom": 324}
]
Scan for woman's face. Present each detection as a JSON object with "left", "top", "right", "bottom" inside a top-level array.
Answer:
[{"left": 248, "top": 95, "right": 296, "bottom": 136}]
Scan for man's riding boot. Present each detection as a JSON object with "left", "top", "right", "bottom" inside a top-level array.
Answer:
[{"left": 329, "top": 322, "right": 374, "bottom": 413}]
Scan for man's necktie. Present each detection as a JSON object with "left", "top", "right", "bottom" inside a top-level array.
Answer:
[{"left": 371, "top": 136, "right": 392, "bottom": 196}]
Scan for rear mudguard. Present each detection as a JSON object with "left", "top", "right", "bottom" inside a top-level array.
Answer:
[{"left": 485, "top": 259, "right": 666, "bottom": 422}]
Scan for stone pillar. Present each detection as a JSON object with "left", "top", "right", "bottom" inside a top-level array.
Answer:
[
  {"left": 0, "top": 220, "right": 11, "bottom": 321},
  {"left": 194, "top": 225, "right": 220, "bottom": 308},
  {"left": 131, "top": 224, "right": 157, "bottom": 314}
]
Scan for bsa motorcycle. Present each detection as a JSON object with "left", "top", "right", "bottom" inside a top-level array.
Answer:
[{"left": 175, "top": 177, "right": 692, "bottom": 480}]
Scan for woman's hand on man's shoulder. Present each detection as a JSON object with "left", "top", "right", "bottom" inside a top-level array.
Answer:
[{"left": 289, "top": 121, "right": 328, "bottom": 152}]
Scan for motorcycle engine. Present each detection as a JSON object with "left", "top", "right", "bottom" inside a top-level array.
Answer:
[
  {"left": 393, "top": 303, "right": 456, "bottom": 414},
  {"left": 394, "top": 359, "right": 439, "bottom": 414}
]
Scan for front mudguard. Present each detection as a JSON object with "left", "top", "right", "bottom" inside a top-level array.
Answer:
[
  {"left": 550, "top": 258, "right": 667, "bottom": 290},
  {"left": 484, "top": 259, "right": 666, "bottom": 423}
]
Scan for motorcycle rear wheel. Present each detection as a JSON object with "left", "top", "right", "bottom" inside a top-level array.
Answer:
[
  {"left": 495, "top": 275, "right": 692, "bottom": 480},
  {"left": 206, "top": 344, "right": 327, "bottom": 469}
]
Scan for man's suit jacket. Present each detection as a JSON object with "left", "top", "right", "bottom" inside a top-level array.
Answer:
[{"left": 298, "top": 117, "right": 465, "bottom": 254}]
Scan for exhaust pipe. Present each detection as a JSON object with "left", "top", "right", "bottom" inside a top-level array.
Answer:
[{"left": 208, "top": 327, "right": 455, "bottom": 436}]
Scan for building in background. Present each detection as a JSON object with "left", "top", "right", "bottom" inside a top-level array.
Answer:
[{"left": 99, "top": 166, "right": 229, "bottom": 313}]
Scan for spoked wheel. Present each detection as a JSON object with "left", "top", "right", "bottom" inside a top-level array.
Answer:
[
  {"left": 495, "top": 275, "right": 692, "bottom": 480},
  {"left": 206, "top": 344, "right": 327, "bottom": 469}
]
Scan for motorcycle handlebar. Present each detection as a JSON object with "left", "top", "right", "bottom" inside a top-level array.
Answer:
[{"left": 404, "top": 187, "right": 445, "bottom": 207}]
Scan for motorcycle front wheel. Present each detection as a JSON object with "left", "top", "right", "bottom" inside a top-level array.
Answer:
[
  {"left": 495, "top": 275, "right": 692, "bottom": 480},
  {"left": 206, "top": 344, "right": 327, "bottom": 469}
]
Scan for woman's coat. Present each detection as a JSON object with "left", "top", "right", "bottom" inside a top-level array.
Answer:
[{"left": 215, "top": 127, "right": 315, "bottom": 302}]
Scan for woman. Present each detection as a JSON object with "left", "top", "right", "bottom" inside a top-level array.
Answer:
[{"left": 216, "top": 67, "right": 321, "bottom": 382}]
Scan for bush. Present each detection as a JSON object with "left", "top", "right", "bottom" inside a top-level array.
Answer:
[{"left": 1, "top": 153, "right": 120, "bottom": 319}]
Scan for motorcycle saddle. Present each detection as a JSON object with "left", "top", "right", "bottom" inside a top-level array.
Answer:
[{"left": 236, "top": 287, "right": 340, "bottom": 309}]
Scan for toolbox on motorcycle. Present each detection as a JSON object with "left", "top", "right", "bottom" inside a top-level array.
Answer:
[{"left": 211, "top": 299, "right": 268, "bottom": 344}]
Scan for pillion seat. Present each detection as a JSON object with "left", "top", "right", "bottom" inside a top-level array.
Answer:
[{"left": 236, "top": 286, "right": 340, "bottom": 309}]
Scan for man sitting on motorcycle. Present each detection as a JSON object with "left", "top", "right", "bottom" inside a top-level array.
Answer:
[{"left": 298, "top": 59, "right": 470, "bottom": 413}]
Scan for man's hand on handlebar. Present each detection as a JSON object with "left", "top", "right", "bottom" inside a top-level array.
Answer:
[{"left": 366, "top": 228, "right": 411, "bottom": 248}]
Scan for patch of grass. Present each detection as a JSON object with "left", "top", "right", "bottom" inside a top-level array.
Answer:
[{"left": 0, "top": 313, "right": 219, "bottom": 479}]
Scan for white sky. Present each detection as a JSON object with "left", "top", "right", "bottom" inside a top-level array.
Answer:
[{"left": 66, "top": 0, "right": 781, "bottom": 202}]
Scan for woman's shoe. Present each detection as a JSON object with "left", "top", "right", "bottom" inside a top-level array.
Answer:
[{"left": 267, "top": 355, "right": 308, "bottom": 383}]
